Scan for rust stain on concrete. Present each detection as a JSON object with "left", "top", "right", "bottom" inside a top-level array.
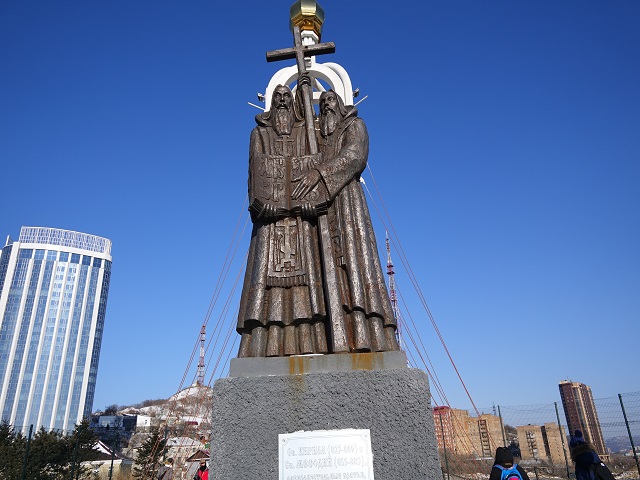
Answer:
[
  {"left": 351, "top": 352, "right": 383, "bottom": 371},
  {"left": 289, "top": 355, "right": 308, "bottom": 375}
]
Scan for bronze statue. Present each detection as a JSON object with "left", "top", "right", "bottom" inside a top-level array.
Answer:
[
  {"left": 236, "top": 83, "right": 399, "bottom": 357},
  {"left": 236, "top": 17, "right": 399, "bottom": 357}
]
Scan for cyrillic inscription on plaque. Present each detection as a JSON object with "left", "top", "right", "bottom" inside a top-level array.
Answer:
[{"left": 279, "top": 429, "right": 374, "bottom": 480}]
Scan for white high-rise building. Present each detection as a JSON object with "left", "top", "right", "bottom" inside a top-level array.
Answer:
[{"left": 0, "top": 226, "right": 112, "bottom": 433}]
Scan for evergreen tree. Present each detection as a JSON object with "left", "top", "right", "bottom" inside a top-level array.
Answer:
[
  {"left": 0, "top": 422, "right": 26, "bottom": 480},
  {"left": 0, "top": 421, "right": 100, "bottom": 480},
  {"left": 132, "top": 426, "right": 166, "bottom": 479},
  {"left": 68, "top": 421, "right": 100, "bottom": 480},
  {"left": 14, "top": 422, "right": 100, "bottom": 480},
  {"left": 25, "top": 427, "right": 70, "bottom": 479}
]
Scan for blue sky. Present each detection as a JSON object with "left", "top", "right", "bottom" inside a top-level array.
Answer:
[{"left": 1, "top": 1, "right": 638, "bottom": 414}]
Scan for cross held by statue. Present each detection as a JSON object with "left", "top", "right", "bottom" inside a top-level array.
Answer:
[
  {"left": 266, "top": 26, "right": 334, "bottom": 157},
  {"left": 265, "top": 27, "right": 335, "bottom": 69},
  {"left": 262, "top": 26, "right": 349, "bottom": 353}
]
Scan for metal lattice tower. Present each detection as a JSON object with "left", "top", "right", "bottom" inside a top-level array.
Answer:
[
  {"left": 197, "top": 324, "right": 205, "bottom": 386},
  {"left": 386, "top": 232, "right": 402, "bottom": 347}
]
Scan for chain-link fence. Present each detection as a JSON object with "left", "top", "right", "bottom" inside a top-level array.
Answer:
[{"left": 436, "top": 392, "right": 640, "bottom": 480}]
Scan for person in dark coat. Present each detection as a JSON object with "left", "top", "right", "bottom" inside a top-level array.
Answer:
[
  {"left": 489, "top": 447, "right": 530, "bottom": 480},
  {"left": 157, "top": 458, "right": 174, "bottom": 480},
  {"left": 569, "top": 430, "right": 614, "bottom": 480}
]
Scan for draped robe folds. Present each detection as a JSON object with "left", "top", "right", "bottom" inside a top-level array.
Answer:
[{"left": 237, "top": 107, "right": 399, "bottom": 357}]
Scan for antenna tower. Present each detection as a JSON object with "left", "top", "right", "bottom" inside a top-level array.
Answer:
[
  {"left": 386, "top": 232, "right": 402, "bottom": 347},
  {"left": 197, "top": 324, "right": 205, "bottom": 386}
]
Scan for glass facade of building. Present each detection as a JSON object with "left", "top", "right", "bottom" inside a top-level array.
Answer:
[{"left": 0, "top": 227, "right": 112, "bottom": 433}]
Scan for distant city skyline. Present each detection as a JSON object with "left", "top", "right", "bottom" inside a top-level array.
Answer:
[{"left": 0, "top": 226, "right": 112, "bottom": 433}]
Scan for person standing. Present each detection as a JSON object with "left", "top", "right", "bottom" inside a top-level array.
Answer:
[
  {"left": 570, "top": 430, "right": 614, "bottom": 480},
  {"left": 489, "top": 447, "right": 530, "bottom": 480},
  {"left": 157, "top": 458, "right": 174, "bottom": 480},
  {"left": 194, "top": 460, "right": 209, "bottom": 480}
]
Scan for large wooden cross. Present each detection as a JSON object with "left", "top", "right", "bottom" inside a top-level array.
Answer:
[
  {"left": 265, "top": 27, "right": 349, "bottom": 354},
  {"left": 266, "top": 27, "right": 335, "bottom": 156}
]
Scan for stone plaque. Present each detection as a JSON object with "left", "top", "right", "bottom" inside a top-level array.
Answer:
[{"left": 279, "top": 429, "right": 375, "bottom": 480}]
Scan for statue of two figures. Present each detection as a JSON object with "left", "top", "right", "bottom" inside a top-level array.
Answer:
[{"left": 237, "top": 81, "right": 399, "bottom": 358}]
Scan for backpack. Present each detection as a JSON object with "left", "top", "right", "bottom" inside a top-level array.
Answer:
[
  {"left": 593, "top": 462, "right": 615, "bottom": 480},
  {"left": 494, "top": 464, "right": 524, "bottom": 480},
  {"left": 157, "top": 466, "right": 168, "bottom": 480}
]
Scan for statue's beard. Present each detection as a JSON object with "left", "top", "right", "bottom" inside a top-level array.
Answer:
[
  {"left": 274, "top": 108, "right": 294, "bottom": 136},
  {"left": 320, "top": 109, "right": 339, "bottom": 137}
]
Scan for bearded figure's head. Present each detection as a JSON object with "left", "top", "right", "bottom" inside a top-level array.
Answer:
[
  {"left": 269, "top": 84, "right": 296, "bottom": 136},
  {"left": 319, "top": 90, "right": 349, "bottom": 137}
]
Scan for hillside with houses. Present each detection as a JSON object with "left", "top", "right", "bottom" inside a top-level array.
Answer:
[{"left": 92, "top": 385, "right": 213, "bottom": 479}]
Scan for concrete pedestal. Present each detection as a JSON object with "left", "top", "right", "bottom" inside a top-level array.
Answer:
[{"left": 210, "top": 351, "right": 441, "bottom": 479}]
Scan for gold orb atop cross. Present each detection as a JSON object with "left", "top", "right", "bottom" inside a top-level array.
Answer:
[{"left": 290, "top": 0, "right": 325, "bottom": 39}]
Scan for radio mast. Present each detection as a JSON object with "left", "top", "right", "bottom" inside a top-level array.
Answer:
[
  {"left": 197, "top": 324, "right": 205, "bottom": 386},
  {"left": 386, "top": 232, "right": 402, "bottom": 347}
]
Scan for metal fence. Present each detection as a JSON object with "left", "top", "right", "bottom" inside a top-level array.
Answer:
[{"left": 437, "top": 391, "right": 640, "bottom": 480}]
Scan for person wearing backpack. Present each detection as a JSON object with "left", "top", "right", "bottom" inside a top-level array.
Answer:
[
  {"left": 489, "top": 446, "right": 530, "bottom": 480},
  {"left": 570, "top": 430, "right": 615, "bottom": 480}
]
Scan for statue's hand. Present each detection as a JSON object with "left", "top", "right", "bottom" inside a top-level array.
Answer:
[
  {"left": 300, "top": 203, "right": 317, "bottom": 220},
  {"left": 298, "top": 72, "right": 311, "bottom": 88},
  {"left": 260, "top": 203, "right": 278, "bottom": 221},
  {"left": 291, "top": 169, "right": 321, "bottom": 200}
]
